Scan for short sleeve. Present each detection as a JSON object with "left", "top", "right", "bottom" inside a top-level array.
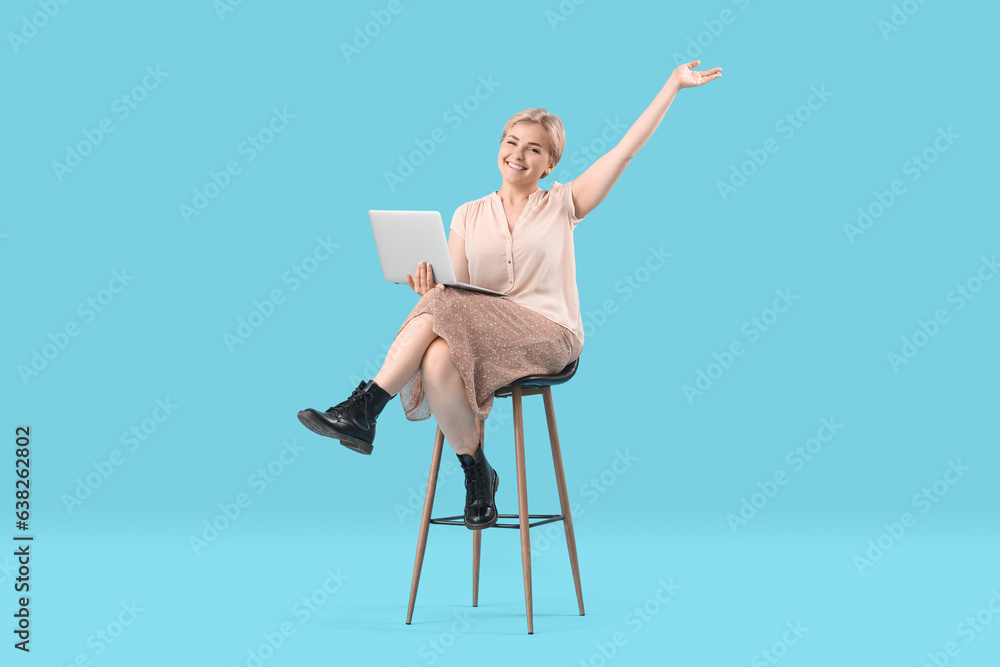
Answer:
[
  {"left": 449, "top": 203, "right": 467, "bottom": 239},
  {"left": 551, "top": 180, "right": 586, "bottom": 228}
]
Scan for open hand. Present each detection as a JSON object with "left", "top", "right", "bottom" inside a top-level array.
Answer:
[
  {"left": 669, "top": 59, "right": 722, "bottom": 89},
  {"left": 406, "top": 261, "right": 445, "bottom": 296}
]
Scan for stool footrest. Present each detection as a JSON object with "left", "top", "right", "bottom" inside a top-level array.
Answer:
[{"left": 429, "top": 513, "right": 565, "bottom": 529}]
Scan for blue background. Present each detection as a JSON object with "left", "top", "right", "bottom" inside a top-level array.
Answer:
[{"left": 3, "top": 0, "right": 998, "bottom": 665}]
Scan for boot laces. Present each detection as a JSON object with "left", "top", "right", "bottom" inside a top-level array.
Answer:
[
  {"left": 327, "top": 384, "right": 371, "bottom": 418},
  {"left": 464, "top": 460, "right": 492, "bottom": 500}
]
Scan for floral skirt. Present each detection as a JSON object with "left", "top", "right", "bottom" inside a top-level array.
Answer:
[{"left": 395, "top": 287, "right": 578, "bottom": 422}]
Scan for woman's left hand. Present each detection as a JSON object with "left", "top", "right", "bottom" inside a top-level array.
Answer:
[
  {"left": 668, "top": 59, "right": 722, "bottom": 89},
  {"left": 406, "top": 261, "right": 446, "bottom": 296}
]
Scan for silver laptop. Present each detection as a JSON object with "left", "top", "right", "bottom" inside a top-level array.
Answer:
[{"left": 369, "top": 210, "right": 504, "bottom": 296}]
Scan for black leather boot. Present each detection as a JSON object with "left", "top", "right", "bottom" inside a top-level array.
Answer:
[
  {"left": 457, "top": 443, "right": 499, "bottom": 530},
  {"left": 297, "top": 380, "right": 394, "bottom": 455}
]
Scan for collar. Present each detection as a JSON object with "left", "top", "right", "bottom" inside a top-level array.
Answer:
[{"left": 491, "top": 186, "right": 544, "bottom": 203}]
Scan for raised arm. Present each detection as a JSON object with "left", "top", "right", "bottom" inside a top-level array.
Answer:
[{"left": 571, "top": 59, "right": 722, "bottom": 220}]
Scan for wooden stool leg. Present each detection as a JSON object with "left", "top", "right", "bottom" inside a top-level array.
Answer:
[
  {"left": 472, "top": 417, "right": 485, "bottom": 606},
  {"left": 512, "top": 386, "right": 534, "bottom": 634},
  {"left": 472, "top": 530, "right": 482, "bottom": 606},
  {"left": 543, "top": 387, "right": 585, "bottom": 616},
  {"left": 407, "top": 426, "right": 445, "bottom": 624}
]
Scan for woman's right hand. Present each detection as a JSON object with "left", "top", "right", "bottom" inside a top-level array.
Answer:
[{"left": 406, "top": 261, "right": 444, "bottom": 296}]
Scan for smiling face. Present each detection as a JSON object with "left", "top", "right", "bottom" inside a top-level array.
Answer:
[{"left": 498, "top": 122, "right": 556, "bottom": 184}]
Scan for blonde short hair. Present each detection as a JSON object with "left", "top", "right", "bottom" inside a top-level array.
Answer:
[{"left": 499, "top": 108, "right": 565, "bottom": 174}]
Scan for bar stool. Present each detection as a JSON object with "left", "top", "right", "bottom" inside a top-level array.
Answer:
[{"left": 405, "top": 357, "right": 585, "bottom": 634}]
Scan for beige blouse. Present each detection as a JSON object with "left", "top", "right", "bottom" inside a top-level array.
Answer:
[{"left": 449, "top": 180, "right": 585, "bottom": 357}]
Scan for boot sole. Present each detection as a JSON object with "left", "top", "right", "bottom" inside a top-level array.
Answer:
[
  {"left": 465, "top": 471, "right": 500, "bottom": 530},
  {"left": 297, "top": 409, "right": 373, "bottom": 455}
]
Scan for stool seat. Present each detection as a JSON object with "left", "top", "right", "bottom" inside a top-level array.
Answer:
[{"left": 495, "top": 357, "right": 579, "bottom": 395}]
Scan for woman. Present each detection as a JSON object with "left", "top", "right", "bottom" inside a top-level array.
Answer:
[{"left": 298, "top": 59, "right": 722, "bottom": 529}]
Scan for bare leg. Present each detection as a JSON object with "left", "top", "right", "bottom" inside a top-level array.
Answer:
[
  {"left": 298, "top": 312, "right": 437, "bottom": 451},
  {"left": 420, "top": 338, "right": 480, "bottom": 456},
  {"left": 373, "top": 313, "right": 436, "bottom": 395}
]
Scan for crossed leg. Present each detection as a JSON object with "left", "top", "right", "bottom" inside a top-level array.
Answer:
[
  {"left": 372, "top": 313, "right": 481, "bottom": 456},
  {"left": 373, "top": 313, "right": 436, "bottom": 396}
]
